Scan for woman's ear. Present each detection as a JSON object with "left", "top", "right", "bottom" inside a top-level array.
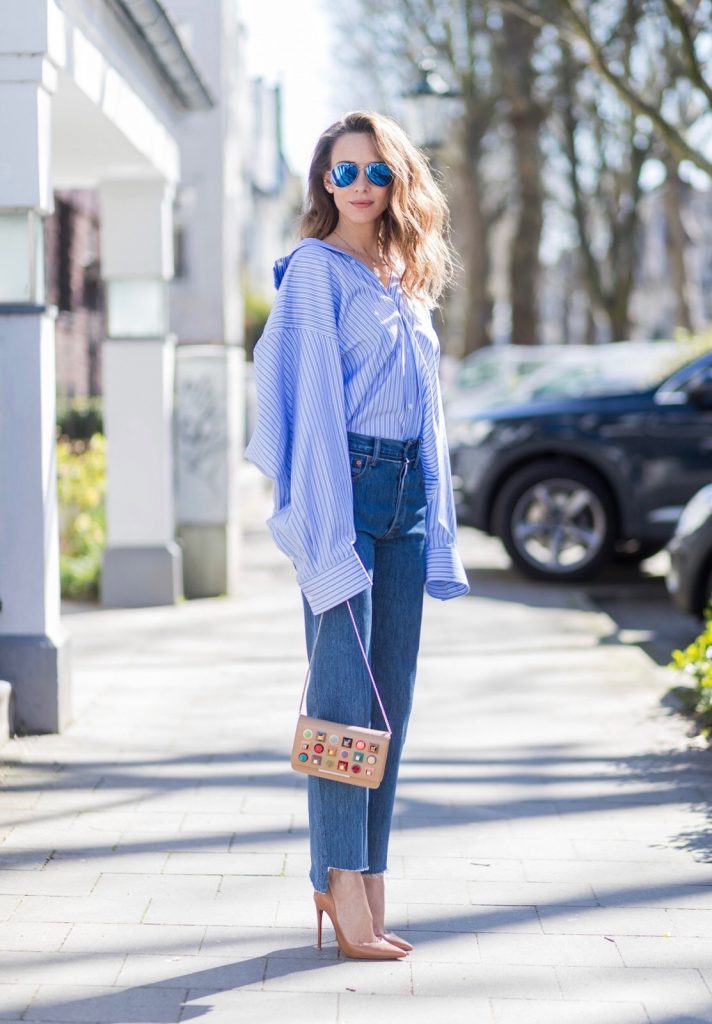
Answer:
[{"left": 323, "top": 174, "right": 333, "bottom": 194}]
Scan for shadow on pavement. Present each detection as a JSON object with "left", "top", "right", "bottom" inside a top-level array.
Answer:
[
  {"left": 2, "top": 745, "right": 712, "bottom": 863},
  {"left": 463, "top": 543, "right": 702, "bottom": 668},
  {"left": 7, "top": 946, "right": 339, "bottom": 1023}
]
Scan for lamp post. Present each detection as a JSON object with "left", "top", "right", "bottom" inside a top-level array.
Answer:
[{"left": 400, "top": 59, "right": 461, "bottom": 152}]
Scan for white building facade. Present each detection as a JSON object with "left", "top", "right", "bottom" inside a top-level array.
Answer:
[
  {"left": 163, "top": 0, "right": 247, "bottom": 600},
  {"left": 0, "top": 0, "right": 213, "bottom": 733}
]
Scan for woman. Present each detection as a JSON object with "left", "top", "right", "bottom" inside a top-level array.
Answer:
[{"left": 245, "top": 111, "right": 469, "bottom": 960}]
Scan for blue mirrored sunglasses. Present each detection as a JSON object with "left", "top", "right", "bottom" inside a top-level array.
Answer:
[{"left": 330, "top": 161, "right": 394, "bottom": 188}]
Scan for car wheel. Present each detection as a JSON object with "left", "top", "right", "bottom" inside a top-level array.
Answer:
[{"left": 492, "top": 459, "right": 616, "bottom": 582}]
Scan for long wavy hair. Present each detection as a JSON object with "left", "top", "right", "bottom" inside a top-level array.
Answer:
[{"left": 300, "top": 110, "right": 455, "bottom": 306}]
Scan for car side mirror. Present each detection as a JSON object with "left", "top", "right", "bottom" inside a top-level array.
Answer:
[{"left": 683, "top": 369, "right": 712, "bottom": 408}]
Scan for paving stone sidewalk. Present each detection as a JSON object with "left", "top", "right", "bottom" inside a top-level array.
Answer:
[{"left": 1, "top": 517, "right": 712, "bottom": 1024}]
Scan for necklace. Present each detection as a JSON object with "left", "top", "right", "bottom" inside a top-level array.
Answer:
[{"left": 333, "top": 231, "right": 386, "bottom": 275}]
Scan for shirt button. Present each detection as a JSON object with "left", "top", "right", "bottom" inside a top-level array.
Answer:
[{"left": 407, "top": 403, "right": 414, "bottom": 409}]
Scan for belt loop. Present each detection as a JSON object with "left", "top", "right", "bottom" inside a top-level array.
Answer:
[{"left": 372, "top": 437, "right": 381, "bottom": 464}]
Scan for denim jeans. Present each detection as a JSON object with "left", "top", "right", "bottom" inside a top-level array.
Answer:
[{"left": 302, "top": 431, "right": 427, "bottom": 893}]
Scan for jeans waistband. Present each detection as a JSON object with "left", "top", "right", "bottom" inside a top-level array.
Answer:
[{"left": 347, "top": 431, "right": 420, "bottom": 464}]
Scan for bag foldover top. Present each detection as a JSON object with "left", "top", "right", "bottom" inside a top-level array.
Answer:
[{"left": 291, "top": 601, "right": 391, "bottom": 790}]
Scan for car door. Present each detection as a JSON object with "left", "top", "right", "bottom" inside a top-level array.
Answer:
[{"left": 637, "top": 354, "right": 712, "bottom": 532}]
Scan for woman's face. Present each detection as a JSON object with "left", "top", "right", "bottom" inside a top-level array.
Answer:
[{"left": 323, "top": 132, "right": 391, "bottom": 231}]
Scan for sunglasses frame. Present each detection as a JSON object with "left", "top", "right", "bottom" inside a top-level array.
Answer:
[{"left": 329, "top": 161, "right": 394, "bottom": 188}]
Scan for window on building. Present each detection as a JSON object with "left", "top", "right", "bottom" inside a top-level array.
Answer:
[{"left": 56, "top": 198, "right": 73, "bottom": 312}]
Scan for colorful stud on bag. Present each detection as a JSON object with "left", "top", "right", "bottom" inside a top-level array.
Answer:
[
  {"left": 316, "top": 732, "right": 326, "bottom": 742},
  {"left": 298, "top": 753, "right": 308, "bottom": 763},
  {"left": 355, "top": 740, "right": 366, "bottom": 750},
  {"left": 353, "top": 752, "right": 364, "bottom": 763},
  {"left": 303, "top": 729, "right": 313, "bottom": 740}
]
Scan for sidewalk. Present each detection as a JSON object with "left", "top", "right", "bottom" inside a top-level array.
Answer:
[{"left": 1, "top": 518, "right": 712, "bottom": 1024}]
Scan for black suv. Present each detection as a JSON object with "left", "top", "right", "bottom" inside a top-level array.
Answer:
[{"left": 449, "top": 350, "right": 712, "bottom": 582}]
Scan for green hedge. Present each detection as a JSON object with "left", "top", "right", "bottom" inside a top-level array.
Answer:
[
  {"left": 668, "top": 613, "right": 712, "bottom": 739},
  {"left": 57, "top": 432, "right": 106, "bottom": 601}
]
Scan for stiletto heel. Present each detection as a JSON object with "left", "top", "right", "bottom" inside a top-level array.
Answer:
[
  {"left": 313, "top": 889, "right": 407, "bottom": 960},
  {"left": 315, "top": 904, "right": 323, "bottom": 950}
]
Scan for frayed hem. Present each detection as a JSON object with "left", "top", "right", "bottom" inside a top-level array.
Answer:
[{"left": 312, "top": 864, "right": 370, "bottom": 893}]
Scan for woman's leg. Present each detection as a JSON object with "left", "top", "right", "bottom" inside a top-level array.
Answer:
[
  {"left": 302, "top": 531, "right": 376, "bottom": 895},
  {"left": 365, "top": 528, "right": 425, "bottom": 877}
]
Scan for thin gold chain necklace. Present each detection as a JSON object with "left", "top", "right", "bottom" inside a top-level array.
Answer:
[{"left": 333, "top": 230, "right": 384, "bottom": 271}]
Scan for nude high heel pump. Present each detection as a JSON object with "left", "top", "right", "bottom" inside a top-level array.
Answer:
[
  {"left": 314, "top": 889, "right": 408, "bottom": 960},
  {"left": 362, "top": 873, "right": 414, "bottom": 952}
]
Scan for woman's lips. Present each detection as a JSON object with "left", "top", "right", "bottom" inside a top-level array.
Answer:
[{"left": 350, "top": 201, "right": 374, "bottom": 208}]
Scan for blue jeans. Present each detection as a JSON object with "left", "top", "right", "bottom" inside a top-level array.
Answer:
[{"left": 302, "top": 431, "right": 427, "bottom": 893}]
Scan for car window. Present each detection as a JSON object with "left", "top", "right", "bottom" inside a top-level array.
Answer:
[{"left": 656, "top": 349, "right": 712, "bottom": 398}]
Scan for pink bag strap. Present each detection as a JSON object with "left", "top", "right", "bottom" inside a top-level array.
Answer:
[{"left": 298, "top": 599, "right": 392, "bottom": 736}]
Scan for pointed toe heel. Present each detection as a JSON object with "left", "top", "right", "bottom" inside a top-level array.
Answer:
[{"left": 313, "top": 889, "right": 407, "bottom": 960}]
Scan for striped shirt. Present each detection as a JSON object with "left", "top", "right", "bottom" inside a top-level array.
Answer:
[{"left": 245, "top": 237, "right": 469, "bottom": 614}]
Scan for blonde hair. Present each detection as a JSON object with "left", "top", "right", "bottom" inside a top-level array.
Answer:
[{"left": 300, "top": 110, "right": 455, "bottom": 305}]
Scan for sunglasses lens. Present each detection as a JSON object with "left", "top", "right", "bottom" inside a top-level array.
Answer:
[
  {"left": 366, "top": 162, "right": 394, "bottom": 186},
  {"left": 330, "top": 162, "right": 359, "bottom": 187}
]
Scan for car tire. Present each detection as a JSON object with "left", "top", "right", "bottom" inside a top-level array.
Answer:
[{"left": 492, "top": 459, "right": 617, "bottom": 582}]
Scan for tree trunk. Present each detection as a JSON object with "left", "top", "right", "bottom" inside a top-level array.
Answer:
[
  {"left": 663, "top": 153, "right": 693, "bottom": 332},
  {"left": 502, "top": 12, "right": 544, "bottom": 345},
  {"left": 459, "top": 114, "right": 493, "bottom": 355}
]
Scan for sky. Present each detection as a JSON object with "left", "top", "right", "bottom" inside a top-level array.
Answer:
[{"left": 240, "top": 0, "right": 339, "bottom": 179}]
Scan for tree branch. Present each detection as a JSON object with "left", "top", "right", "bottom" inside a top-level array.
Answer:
[
  {"left": 662, "top": 0, "right": 712, "bottom": 107},
  {"left": 556, "top": 0, "right": 712, "bottom": 178}
]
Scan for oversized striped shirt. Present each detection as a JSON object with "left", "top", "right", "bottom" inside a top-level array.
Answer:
[{"left": 245, "top": 237, "right": 469, "bottom": 614}]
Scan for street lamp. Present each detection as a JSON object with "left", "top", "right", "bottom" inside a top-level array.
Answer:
[{"left": 400, "top": 59, "right": 461, "bottom": 152}]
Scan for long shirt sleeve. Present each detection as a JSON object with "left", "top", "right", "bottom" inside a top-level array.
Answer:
[
  {"left": 245, "top": 246, "right": 372, "bottom": 614},
  {"left": 394, "top": 295, "right": 470, "bottom": 601}
]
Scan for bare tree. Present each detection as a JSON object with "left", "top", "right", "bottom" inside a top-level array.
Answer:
[
  {"left": 331, "top": 0, "right": 505, "bottom": 353},
  {"left": 499, "top": 9, "right": 546, "bottom": 343},
  {"left": 508, "top": 0, "right": 712, "bottom": 178},
  {"left": 554, "top": 23, "right": 654, "bottom": 342}
]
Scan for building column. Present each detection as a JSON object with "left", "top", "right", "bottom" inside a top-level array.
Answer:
[
  {"left": 0, "top": 46, "right": 72, "bottom": 733},
  {"left": 99, "top": 179, "right": 183, "bottom": 608},
  {"left": 175, "top": 344, "right": 244, "bottom": 598}
]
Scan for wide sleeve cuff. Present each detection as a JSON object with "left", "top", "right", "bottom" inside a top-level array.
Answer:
[
  {"left": 300, "top": 548, "right": 373, "bottom": 615},
  {"left": 425, "top": 545, "right": 470, "bottom": 601}
]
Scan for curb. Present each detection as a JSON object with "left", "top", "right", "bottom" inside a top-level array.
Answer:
[{"left": 0, "top": 680, "right": 12, "bottom": 748}]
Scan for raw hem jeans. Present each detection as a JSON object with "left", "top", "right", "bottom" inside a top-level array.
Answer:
[{"left": 302, "top": 431, "right": 426, "bottom": 894}]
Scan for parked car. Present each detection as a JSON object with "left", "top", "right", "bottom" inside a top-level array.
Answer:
[
  {"left": 448, "top": 347, "right": 712, "bottom": 582},
  {"left": 444, "top": 341, "right": 681, "bottom": 417},
  {"left": 444, "top": 343, "right": 598, "bottom": 415},
  {"left": 666, "top": 484, "right": 712, "bottom": 617}
]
